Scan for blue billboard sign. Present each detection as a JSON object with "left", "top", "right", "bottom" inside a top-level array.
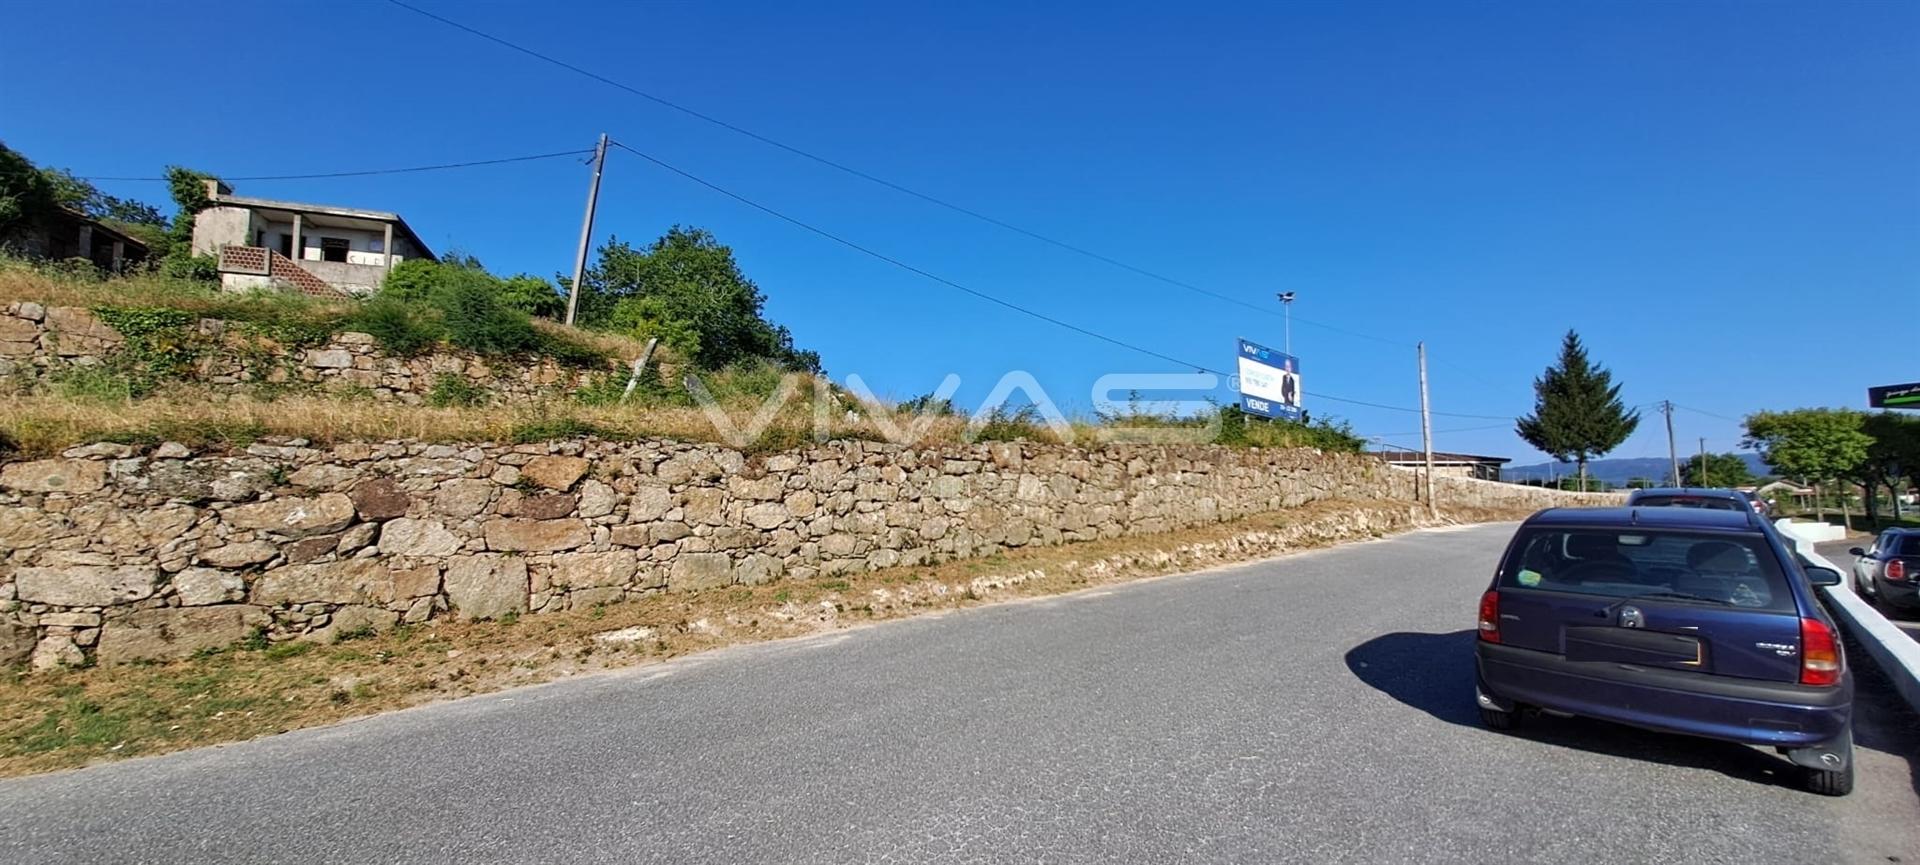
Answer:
[{"left": 1235, "top": 338, "right": 1302, "bottom": 421}]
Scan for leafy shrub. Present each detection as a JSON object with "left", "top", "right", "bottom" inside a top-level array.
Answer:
[
  {"left": 90, "top": 306, "right": 208, "bottom": 396},
  {"left": 900, "top": 393, "right": 960, "bottom": 416},
  {"left": 427, "top": 373, "right": 487, "bottom": 408},
  {"left": 1214, "top": 405, "right": 1364, "bottom": 452},
  {"left": 348, "top": 296, "right": 443, "bottom": 356},
  {"left": 439, "top": 281, "right": 539, "bottom": 355},
  {"left": 374, "top": 260, "right": 608, "bottom": 367},
  {"left": 972, "top": 405, "right": 1049, "bottom": 443},
  {"left": 697, "top": 360, "right": 789, "bottom": 403},
  {"left": 158, "top": 252, "right": 218, "bottom": 282}
]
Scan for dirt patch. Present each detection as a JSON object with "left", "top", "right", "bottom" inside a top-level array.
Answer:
[{"left": 0, "top": 499, "right": 1525, "bottom": 777}]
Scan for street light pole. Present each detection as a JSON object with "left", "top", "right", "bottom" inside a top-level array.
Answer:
[{"left": 1277, "top": 291, "right": 1295, "bottom": 355}]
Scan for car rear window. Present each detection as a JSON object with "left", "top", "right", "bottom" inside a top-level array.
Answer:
[
  {"left": 1898, "top": 535, "right": 1920, "bottom": 556},
  {"left": 1500, "top": 528, "right": 1793, "bottom": 611},
  {"left": 1630, "top": 495, "right": 1743, "bottom": 510}
]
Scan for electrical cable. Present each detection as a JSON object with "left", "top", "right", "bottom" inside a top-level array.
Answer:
[
  {"left": 381, "top": 0, "right": 1448, "bottom": 351},
  {"left": 79, "top": 149, "right": 594, "bottom": 182},
  {"left": 1672, "top": 402, "right": 1743, "bottom": 423},
  {"left": 383, "top": 1, "right": 1563, "bottom": 414},
  {"left": 610, "top": 140, "right": 1518, "bottom": 421}
]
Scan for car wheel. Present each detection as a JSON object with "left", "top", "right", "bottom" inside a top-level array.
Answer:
[
  {"left": 1479, "top": 706, "right": 1521, "bottom": 731},
  {"left": 1802, "top": 760, "right": 1854, "bottom": 797}
]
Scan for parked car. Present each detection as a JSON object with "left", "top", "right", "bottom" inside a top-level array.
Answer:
[
  {"left": 1626, "top": 487, "right": 1763, "bottom": 516},
  {"left": 1475, "top": 506, "right": 1854, "bottom": 795},
  {"left": 1849, "top": 527, "right": 1920, "bottom": 615}
]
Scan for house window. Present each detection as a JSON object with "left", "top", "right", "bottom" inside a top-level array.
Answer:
[
  {"left": 278, "top": 233, "right": 294, "bottom": 257},
  {"left": 320, "top": 237, "right": 350, "bottom": 263}
]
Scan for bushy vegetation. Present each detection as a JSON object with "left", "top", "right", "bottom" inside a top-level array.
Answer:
[
  {"left": 574, "top": 227, "right": 820, "bottom": 374},
  {"left": 426, "top": 373, "right": 488, "bottom": 408},
  {"left": 1214, "top": 404, "right": 1365, "bottom": 452},
  {"left": 362, "top": 258, "right": 604, "bottom": 365}
]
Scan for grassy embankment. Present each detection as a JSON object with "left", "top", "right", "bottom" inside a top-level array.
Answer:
[{"left": 0, "top": 258, "right": 1356, "bottom": 456}]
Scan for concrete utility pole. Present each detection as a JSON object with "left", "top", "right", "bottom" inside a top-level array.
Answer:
[
  {"left": 1662, "top": 401, "right": 1680, "bottom": 487},
  {"left": 1418, "top": 342, "right": 1436, "bottom": 517},
  {"left": 565, "top": 133, "right": 610, "bottom": 327},
  {"left": 1699, "top": 437, "right": 1709, "bottom": 487}
]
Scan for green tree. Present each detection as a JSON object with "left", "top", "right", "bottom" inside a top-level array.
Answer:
[
  {"left": 1514, "top": 330, "right": 1640, "bottom": 490},
  {"left": 1678, "top": 452, "right": 1756, "bottom": 488},
  {"left": 39, "top": 167, "right": 165, "bottom": 226},
  {"left": 1742, "top": 408, "right": 1872, "bottom": 525},
  {"left": 1862, "top": 412, "right": 1920, "bottom": 521},
  {"left": 163, "top": 165, "right": 218, "bottom": 247},
  {"left": 575, "top": 227, "right": 820, "bottom": 373},
  {"left": 0, "top": 141, "right": 59, "bottom": 245}
]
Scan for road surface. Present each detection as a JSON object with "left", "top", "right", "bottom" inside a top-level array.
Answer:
[{"left": 4, "top": 523, "right": 1917, "bottom": 864}]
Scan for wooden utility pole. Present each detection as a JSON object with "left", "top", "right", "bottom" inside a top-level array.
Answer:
[
  {"left": 564, "top": 133, "right": 609, "bottom": 327},
  {"left": 1418, "top": 342, "right": 1436, "bottom": 517},
  {"left": 1663, "top": 401, "right": 1680, "bottom": 487},
  {"left": 1698, "top": 437, "right": 1708, "bottom": 487}
]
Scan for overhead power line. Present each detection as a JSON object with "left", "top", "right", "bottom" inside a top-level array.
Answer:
[
  {"left": 80, "top": 149, "right": 594, "bottom": 182},
  {"left": 1672, "top": 402, "right": 1744, "bottom": 423},
  {"left": 384, "top": 0, "right": 1537, "bottom": 415},
  {"left": 1359, "top": 422, "right": 1514, "bottom": 438},
  {"left": 381, "top": 0, "right": 1426, "bottom": 348},
  {"left": 609, "top": 140, "right": 1516, "bottom": 422}
]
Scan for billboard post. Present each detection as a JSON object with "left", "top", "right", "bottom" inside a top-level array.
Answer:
[{"left": 1234, "top": 338, "right": 1303, "bottom": 422}]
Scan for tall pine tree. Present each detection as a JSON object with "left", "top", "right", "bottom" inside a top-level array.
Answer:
[{"left": 1515, "top": 330, "right": 1640, "bottom": 490}]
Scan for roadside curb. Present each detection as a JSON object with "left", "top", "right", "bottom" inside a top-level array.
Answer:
[{"left": 1777, "top": 518, "right": 1920, "bottom": 715}]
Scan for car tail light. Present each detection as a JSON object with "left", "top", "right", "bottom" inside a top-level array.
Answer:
[
  {"left": 1889, "top": 560, "right": 1907, "bottom": 582},
  {"left": 1477, "top": 590, "right": 1501, "bottom": 643},
  {"left": 1800, "top": 617, "right": 1840, "bottom": 686}
]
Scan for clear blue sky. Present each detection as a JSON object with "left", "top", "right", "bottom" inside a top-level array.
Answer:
[{"left": 4, "top": 0, "right": 1915, "bottom": 462}]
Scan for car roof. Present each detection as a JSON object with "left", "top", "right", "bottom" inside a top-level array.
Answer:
[
  {"left": 1627, "top": 487, "right": 1747, "bottom": 500},
  {"left": 1525, "top": 506, "right": 1762, "bottom": 532}
]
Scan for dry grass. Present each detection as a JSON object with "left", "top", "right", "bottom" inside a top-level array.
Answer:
[
  {"left": 0, "top": 498, "right": 1529, "bottom": 777},
  {"left": 530, "top": 318, "right": 653, "bottom": 361},
  {"left": 0, "top": 387, "right": 998, "bottom": 457},
  {"left": 0, "top": 258, "right": 354, "bottom": 321}
]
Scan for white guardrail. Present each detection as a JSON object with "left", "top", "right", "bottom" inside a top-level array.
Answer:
[{"left": 1776, "top": 518, "right": 1920, "bottom": 713}]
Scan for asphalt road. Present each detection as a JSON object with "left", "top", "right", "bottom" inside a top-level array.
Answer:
[
  {"left": 1817, "top": 541, "right": 1920, "bottom": 646},
  {"left": 5, "top": 524, "right": 1918, "bottom": 864}
]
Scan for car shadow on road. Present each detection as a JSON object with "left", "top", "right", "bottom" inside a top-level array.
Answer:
[{"left": 1343, "top": 630, "right": 1801, "bottom": 791}]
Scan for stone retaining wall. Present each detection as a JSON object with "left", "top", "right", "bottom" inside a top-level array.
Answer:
[
  {"left": 0, "top": 302, "right": 608, "bottom": 404},
  {"left": 0, "top": 437, "right": 1617, "bottom": 668}
]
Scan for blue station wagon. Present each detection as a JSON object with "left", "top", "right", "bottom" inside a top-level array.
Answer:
[{"left": 1474, "top": 506, "right": 1855, "bottom": 795}]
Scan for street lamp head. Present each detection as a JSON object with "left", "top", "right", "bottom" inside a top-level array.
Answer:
[{"left": 1277, "top": 291, "right": 1296, "bottom": 303}]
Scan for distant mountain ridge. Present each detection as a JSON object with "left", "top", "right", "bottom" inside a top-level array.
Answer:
[{"left": 1505, "top": 453, "right": 1770, "bottom": 485}]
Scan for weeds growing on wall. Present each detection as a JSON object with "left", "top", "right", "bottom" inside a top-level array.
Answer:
[{"left": 426, "top": 373, "right": 488, "bottom": 408}]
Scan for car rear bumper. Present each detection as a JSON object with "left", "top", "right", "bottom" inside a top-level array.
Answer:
[
  {"left": 1876, "top": 579, "right": 1918, "bottom": 606},
  {"left": 1476, "top": 642, "right": 1852, "bottom": 747}
]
